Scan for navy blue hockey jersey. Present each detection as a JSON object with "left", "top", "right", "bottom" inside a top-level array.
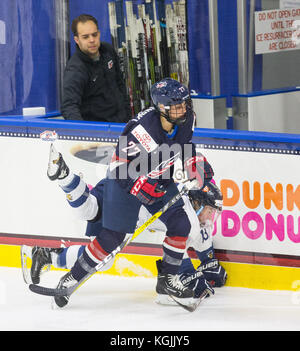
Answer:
[{"left": 108, "top": 107, "right": 213, "bottom": 191}]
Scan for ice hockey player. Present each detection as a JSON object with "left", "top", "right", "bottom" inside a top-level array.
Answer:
[
  {"left": 155, "top": 181, "right": 227, "bottom": 305},
  {"left": 26, "top": 78, "right": 220, "bottom": 309},
  {"left": 23, "top": 172, "right": 227, "bottom": 306}
]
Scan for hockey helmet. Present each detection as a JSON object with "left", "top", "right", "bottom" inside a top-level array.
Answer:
[
  {"left": 189, "top": 182, "right": 223, "bottom": 216},
  {"left": 150, "top": 78, "right": 193, "bottom": 126}
]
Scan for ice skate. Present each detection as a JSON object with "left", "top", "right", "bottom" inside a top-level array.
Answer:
[
  {"left": 47, "top": 143, "right": 69, "bottom": 181},
  {"left": 52, "top": 271, "right": 78, "bottom": 309},
  {"left": 21, "top": 245, "right": 51, "bottom": 284},
  {"left": 155, "top": 287, "right": 178, "bottom": 306},
  {"left": 21, "top": 245, "right": 63, "bottom": 284},
  {"left": 155, "top": 260, "right": 196, "bottom": 309},
  {"left": 156, "top": 271, "right": 214, "bottom": 307}
]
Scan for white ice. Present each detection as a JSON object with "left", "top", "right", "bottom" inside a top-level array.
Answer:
[{"left": 1, "top": 266, "right": 300, "bottom": 331}]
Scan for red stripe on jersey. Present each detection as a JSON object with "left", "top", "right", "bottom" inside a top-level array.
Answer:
[
  {"left": 163, "top": 236, "right": 188, "bottom": 250},
  {"left": 87, "top": 238, "right": 109, "bottom": 261}
]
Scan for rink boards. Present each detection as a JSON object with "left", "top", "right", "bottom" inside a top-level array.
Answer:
[{"left": 0, "top": 118, "right": 300, "bottom": 291}]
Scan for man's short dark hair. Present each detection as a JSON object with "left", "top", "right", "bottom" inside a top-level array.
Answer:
[{"left": 71, "top": 14, "right": 99, "bottom": 36}]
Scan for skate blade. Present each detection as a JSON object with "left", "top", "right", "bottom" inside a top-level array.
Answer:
[
  {"left": 155, "top": 294, "right": 178, "bottom": 306},
  {"left": 21, "top": 245, "right": 32, "bottom": 284}
]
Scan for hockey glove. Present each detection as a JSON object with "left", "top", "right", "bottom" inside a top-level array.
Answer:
[
  {"left": 179, "top": 270, "right": 214, "bottom": 299},
  {"left": 184, "top": 155, "right": 205, "bottom": 189},
  {"left": 129, "top": 175, "right": 166, "bottom": 205},
  {"left": 197, "top": 259, "right": 227, "bottom": 287}
]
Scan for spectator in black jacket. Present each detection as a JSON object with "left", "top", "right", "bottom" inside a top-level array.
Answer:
[{"left": 61, "top": 14, "right": 131, "bottom": 123}]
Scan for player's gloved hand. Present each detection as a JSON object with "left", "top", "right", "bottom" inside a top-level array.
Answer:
[
  {"left": 129, "top": 175, "right": 166, "bottom": 205},
  {"left": 179, "top": 270, "right": 214, "bottom": 299},
  {"left": 184, "top": 155, "right": 205, "bottom": 189},
  {"left": 197, "top": 259, "right": 227, "bottom": 287}
]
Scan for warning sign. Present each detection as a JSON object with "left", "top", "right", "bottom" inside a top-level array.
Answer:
[
  {"left": 280, "top": 0, "right": 300, "bottom": 8},
  {"left": 255, "top": 8, "right": 300, "bottom": 54}
]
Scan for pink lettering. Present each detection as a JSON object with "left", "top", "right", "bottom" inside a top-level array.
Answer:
[
  {"left": 242, "top": 212, "right": 264, "bottom": 240},
  {"left": 287, "top": 215, "right": 300, "bottom": 243},
  {"left": 265, "top": 214, "right": 284, "bottom": 241},
  {"left": 221, "top": 210, "right": 240, "bottom": 237}
]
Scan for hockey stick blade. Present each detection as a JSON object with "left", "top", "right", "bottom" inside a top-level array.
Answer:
[
  {"left": 165, "top": 292, "right": 200, "bottom": 313},
  {"left": 165, "top": 287, "right": 212, "bottom": 313},
  {"left": 29, "top": 270, "right": 95, "bottom": 297},
  {"left": 29, "top": 283, "right": 73, "bottom": 297}
]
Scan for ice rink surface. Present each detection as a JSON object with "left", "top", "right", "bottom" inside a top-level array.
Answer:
[{"left": 1, "top": 266, "right": 300, "bottom": 331}]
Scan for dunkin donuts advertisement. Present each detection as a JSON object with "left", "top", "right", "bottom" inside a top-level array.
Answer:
[
  {"left": 0, "top": 133, "right": 299, "bottom": 267},
  {"left": 200, "top": 146, "right": 300, "bottom": 262}
]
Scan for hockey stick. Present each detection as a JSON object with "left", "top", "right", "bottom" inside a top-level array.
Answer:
[
  {"left": 166, "top": 286, "right": 212, "bottom": 313},
  {"left": 29, "top": 179, "right": 198, "bottom": 297}
]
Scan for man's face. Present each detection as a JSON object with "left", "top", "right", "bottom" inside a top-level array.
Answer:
[
  {"left": 198, "top": 206, "right": 215, "bottom": 224},
  {"left": 74, "top": 20, "right": 100, "bottom": 59},
  {"left": 159, "top": 101, "right": 187, "bottom": 124},
  {"left": 169, "top": 102, "right": 187, "bottom": 120}
]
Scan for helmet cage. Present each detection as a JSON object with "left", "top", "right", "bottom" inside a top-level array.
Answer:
[
  {"left": 159, "top": 98, "right": 193, "bottom": 126},
  {"left": 150, "top": 78, "right": 194, "bottom": 126}
]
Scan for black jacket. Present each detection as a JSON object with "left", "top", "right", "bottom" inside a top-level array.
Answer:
[{"left": 61, "top": 42, "right": 131, "bottom": 123}]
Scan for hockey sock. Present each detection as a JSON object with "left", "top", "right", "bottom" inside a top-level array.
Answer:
[
  {"left": 162, "top": 236, "right": 188, "bottom": 274},
  {"left": 69, "top": 228, "right": 126, "bottom": 281},
  {"left": 52, "top": 244, "right": 115, "bottom": 272},
  {"left": 52, "top": 245, "right": 85, "bottom": 269},
  {"left": 70, "top": 238, "right": 107, "bottom": 281},
  {"left": 178, "top": 258, "right": 196, "bottom": 274},
  {"left": 57, "top": 170, "right": 75, "bottom": 188},
  {"left": 58, "top": 173, "right": 98, "bottom": 220}
]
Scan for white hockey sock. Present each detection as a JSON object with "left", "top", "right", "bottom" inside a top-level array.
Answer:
[
  {"left": 52, "top": 245, "right": 85, "bottom": 269},
  {"left": 57, "top": 173, "right": 98, "bottom": 221},
  {"left": 57, "top": 171, "right": 75, "bottom": 188}
]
